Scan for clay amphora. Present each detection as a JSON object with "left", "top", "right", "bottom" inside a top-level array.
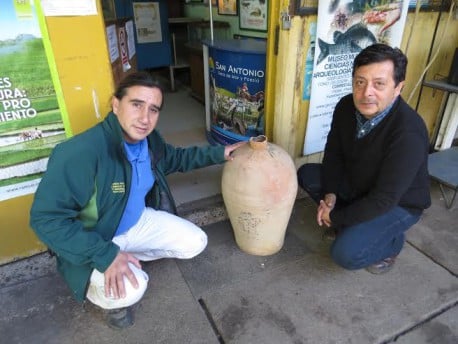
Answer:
[{"left": 222, "top": 135, "right": 298, "bottom": 256}]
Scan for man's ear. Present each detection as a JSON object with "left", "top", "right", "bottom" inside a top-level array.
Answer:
[
  {"left": 111, "top": 96, "right": 119, "bottom": 114},
  {"left": 396, "top": 80, "right": 405, "bottom": 96}
]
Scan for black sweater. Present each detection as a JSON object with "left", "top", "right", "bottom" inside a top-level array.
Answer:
[{"left": 323, "top": 94, "right": 431, "bottom": 227}]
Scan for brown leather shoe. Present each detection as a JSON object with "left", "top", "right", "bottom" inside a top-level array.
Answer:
[{"left": 365, "top": 256, "right": 397, "bottom": 274}]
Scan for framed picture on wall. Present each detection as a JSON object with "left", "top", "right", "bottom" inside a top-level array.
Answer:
[
  {"left": 218, "top": 0, "right": 237, "bottom": 15},
  {"left": 291, "top": 0, "right": 318, "bottom": 16},
  {"left": 239, "top": 0, "right": 268, "bottom": 32}
]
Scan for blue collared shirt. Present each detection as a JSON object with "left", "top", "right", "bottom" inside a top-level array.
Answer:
[
  {"left": 355, "top": 97, "right": 397, "bottom": 139},
  {"left": 115, "top": 139, "right": 154, "bottom": 236}
]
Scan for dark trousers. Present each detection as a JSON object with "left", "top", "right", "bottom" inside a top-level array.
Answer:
[{"left": 297, "top": 163, "right": 420, "bottom": 269}]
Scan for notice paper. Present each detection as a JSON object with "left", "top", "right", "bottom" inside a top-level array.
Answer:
[{"left": 41, "top": 0, "right": 98, "bottom": 16}]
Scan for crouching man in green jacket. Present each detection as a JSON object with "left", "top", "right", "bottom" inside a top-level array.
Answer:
[{"left": 30, "top": 71, "right": 244, "bottom": 329}]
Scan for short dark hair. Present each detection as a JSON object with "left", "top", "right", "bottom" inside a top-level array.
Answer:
[
  {"left": 352, "top": 43, "right": 407, "bottom": 86},
  {"left": 113, "top": 71, "right": 164, "bottom": 109}
]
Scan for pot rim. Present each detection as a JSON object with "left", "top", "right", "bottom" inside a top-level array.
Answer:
[{"left": 249, "top": 135, "right": 267, "bottom": 150}]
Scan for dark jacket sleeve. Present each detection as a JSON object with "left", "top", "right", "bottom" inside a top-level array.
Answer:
[{"left": 29, "top": 143, "right": 119, "bottom": 273}]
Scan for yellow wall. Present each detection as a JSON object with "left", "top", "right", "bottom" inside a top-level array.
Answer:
[
  {"left": 45, "top": 4, "right": 115, "bottom": 135},
  {"left": 407, "top": 12, "right": 458, "bottom": 137},
  {"left": 268, "top": 8, "right": 458, "bottom": 167},
  {"left": 0, "top": 1, "right": 114, "bottom": 264}
]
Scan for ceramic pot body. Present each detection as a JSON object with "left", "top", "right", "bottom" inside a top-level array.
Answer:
[{"left": 222, "top": 136, "right": 298, "bottom": 256}]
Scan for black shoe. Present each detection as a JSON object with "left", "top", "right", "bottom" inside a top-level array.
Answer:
[
  {"left": 106, "top": 307, "right": 134, "bottom": 329},
  {"left": 365, "top": 256, "right": 397, "bottom": 275}
]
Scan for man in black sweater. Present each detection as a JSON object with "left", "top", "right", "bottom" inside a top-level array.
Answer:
[{"left": 297, "top": 43, "right": 431, "bottom": 274}]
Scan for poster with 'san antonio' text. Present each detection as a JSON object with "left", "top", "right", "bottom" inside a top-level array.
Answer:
[
  {"left": 303, "top": 0, "right": 409, "bottom": 155},
  {"left": 0, "top": 0, "right": 70, "bottom": 201}
]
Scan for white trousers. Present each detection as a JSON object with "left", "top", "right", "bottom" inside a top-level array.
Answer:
[{"left": 86, "top": 207, "right": 207, "bottom": 309}]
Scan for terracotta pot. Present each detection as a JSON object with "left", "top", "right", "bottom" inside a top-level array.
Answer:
[{"left": 222, "top": 135, "right": 298, "bottom": 256}]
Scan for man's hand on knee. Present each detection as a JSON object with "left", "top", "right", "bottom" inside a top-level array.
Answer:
[
  {"left": 317, "top": 193, "right": 335, "bottom": 227},
  {"left": 104, "top": 252, "right": 141, "bottom": 299}
]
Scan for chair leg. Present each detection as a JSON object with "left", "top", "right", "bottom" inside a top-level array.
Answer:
[
  {"left": 169, "top": 66, "right": 175, "bottom": 92},
  {"left": 438, "top": 183, "right": 457, "bottom": 209}
]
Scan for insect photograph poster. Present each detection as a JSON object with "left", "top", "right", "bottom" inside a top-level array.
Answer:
[
  {"left": 239, "top": 0, "right": 268, "bottom": 32},
  {"left": 303, "top": 0, "right": 410, "bottom": 155}
]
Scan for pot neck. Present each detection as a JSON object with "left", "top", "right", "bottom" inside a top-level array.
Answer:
[{"left": 249, "top": 135, "right": 268, "bottom": 150}]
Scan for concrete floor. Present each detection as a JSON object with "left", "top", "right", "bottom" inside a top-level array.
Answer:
[{"left": 0, "top": 82, "right": 456, "bottom": 343}]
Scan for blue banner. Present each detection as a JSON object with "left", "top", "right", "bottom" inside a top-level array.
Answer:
[{"left": 208, "top": 44, "right": 266, "bottom": 145}]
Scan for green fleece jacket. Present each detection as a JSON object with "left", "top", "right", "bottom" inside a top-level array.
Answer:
[{"left": 30, "top": 113, "right": 225, "bottom": 301}]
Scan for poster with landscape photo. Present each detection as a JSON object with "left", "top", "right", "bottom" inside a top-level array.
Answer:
[{"left": 0, "top": 0, "right": 69, "bottom": 201}]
